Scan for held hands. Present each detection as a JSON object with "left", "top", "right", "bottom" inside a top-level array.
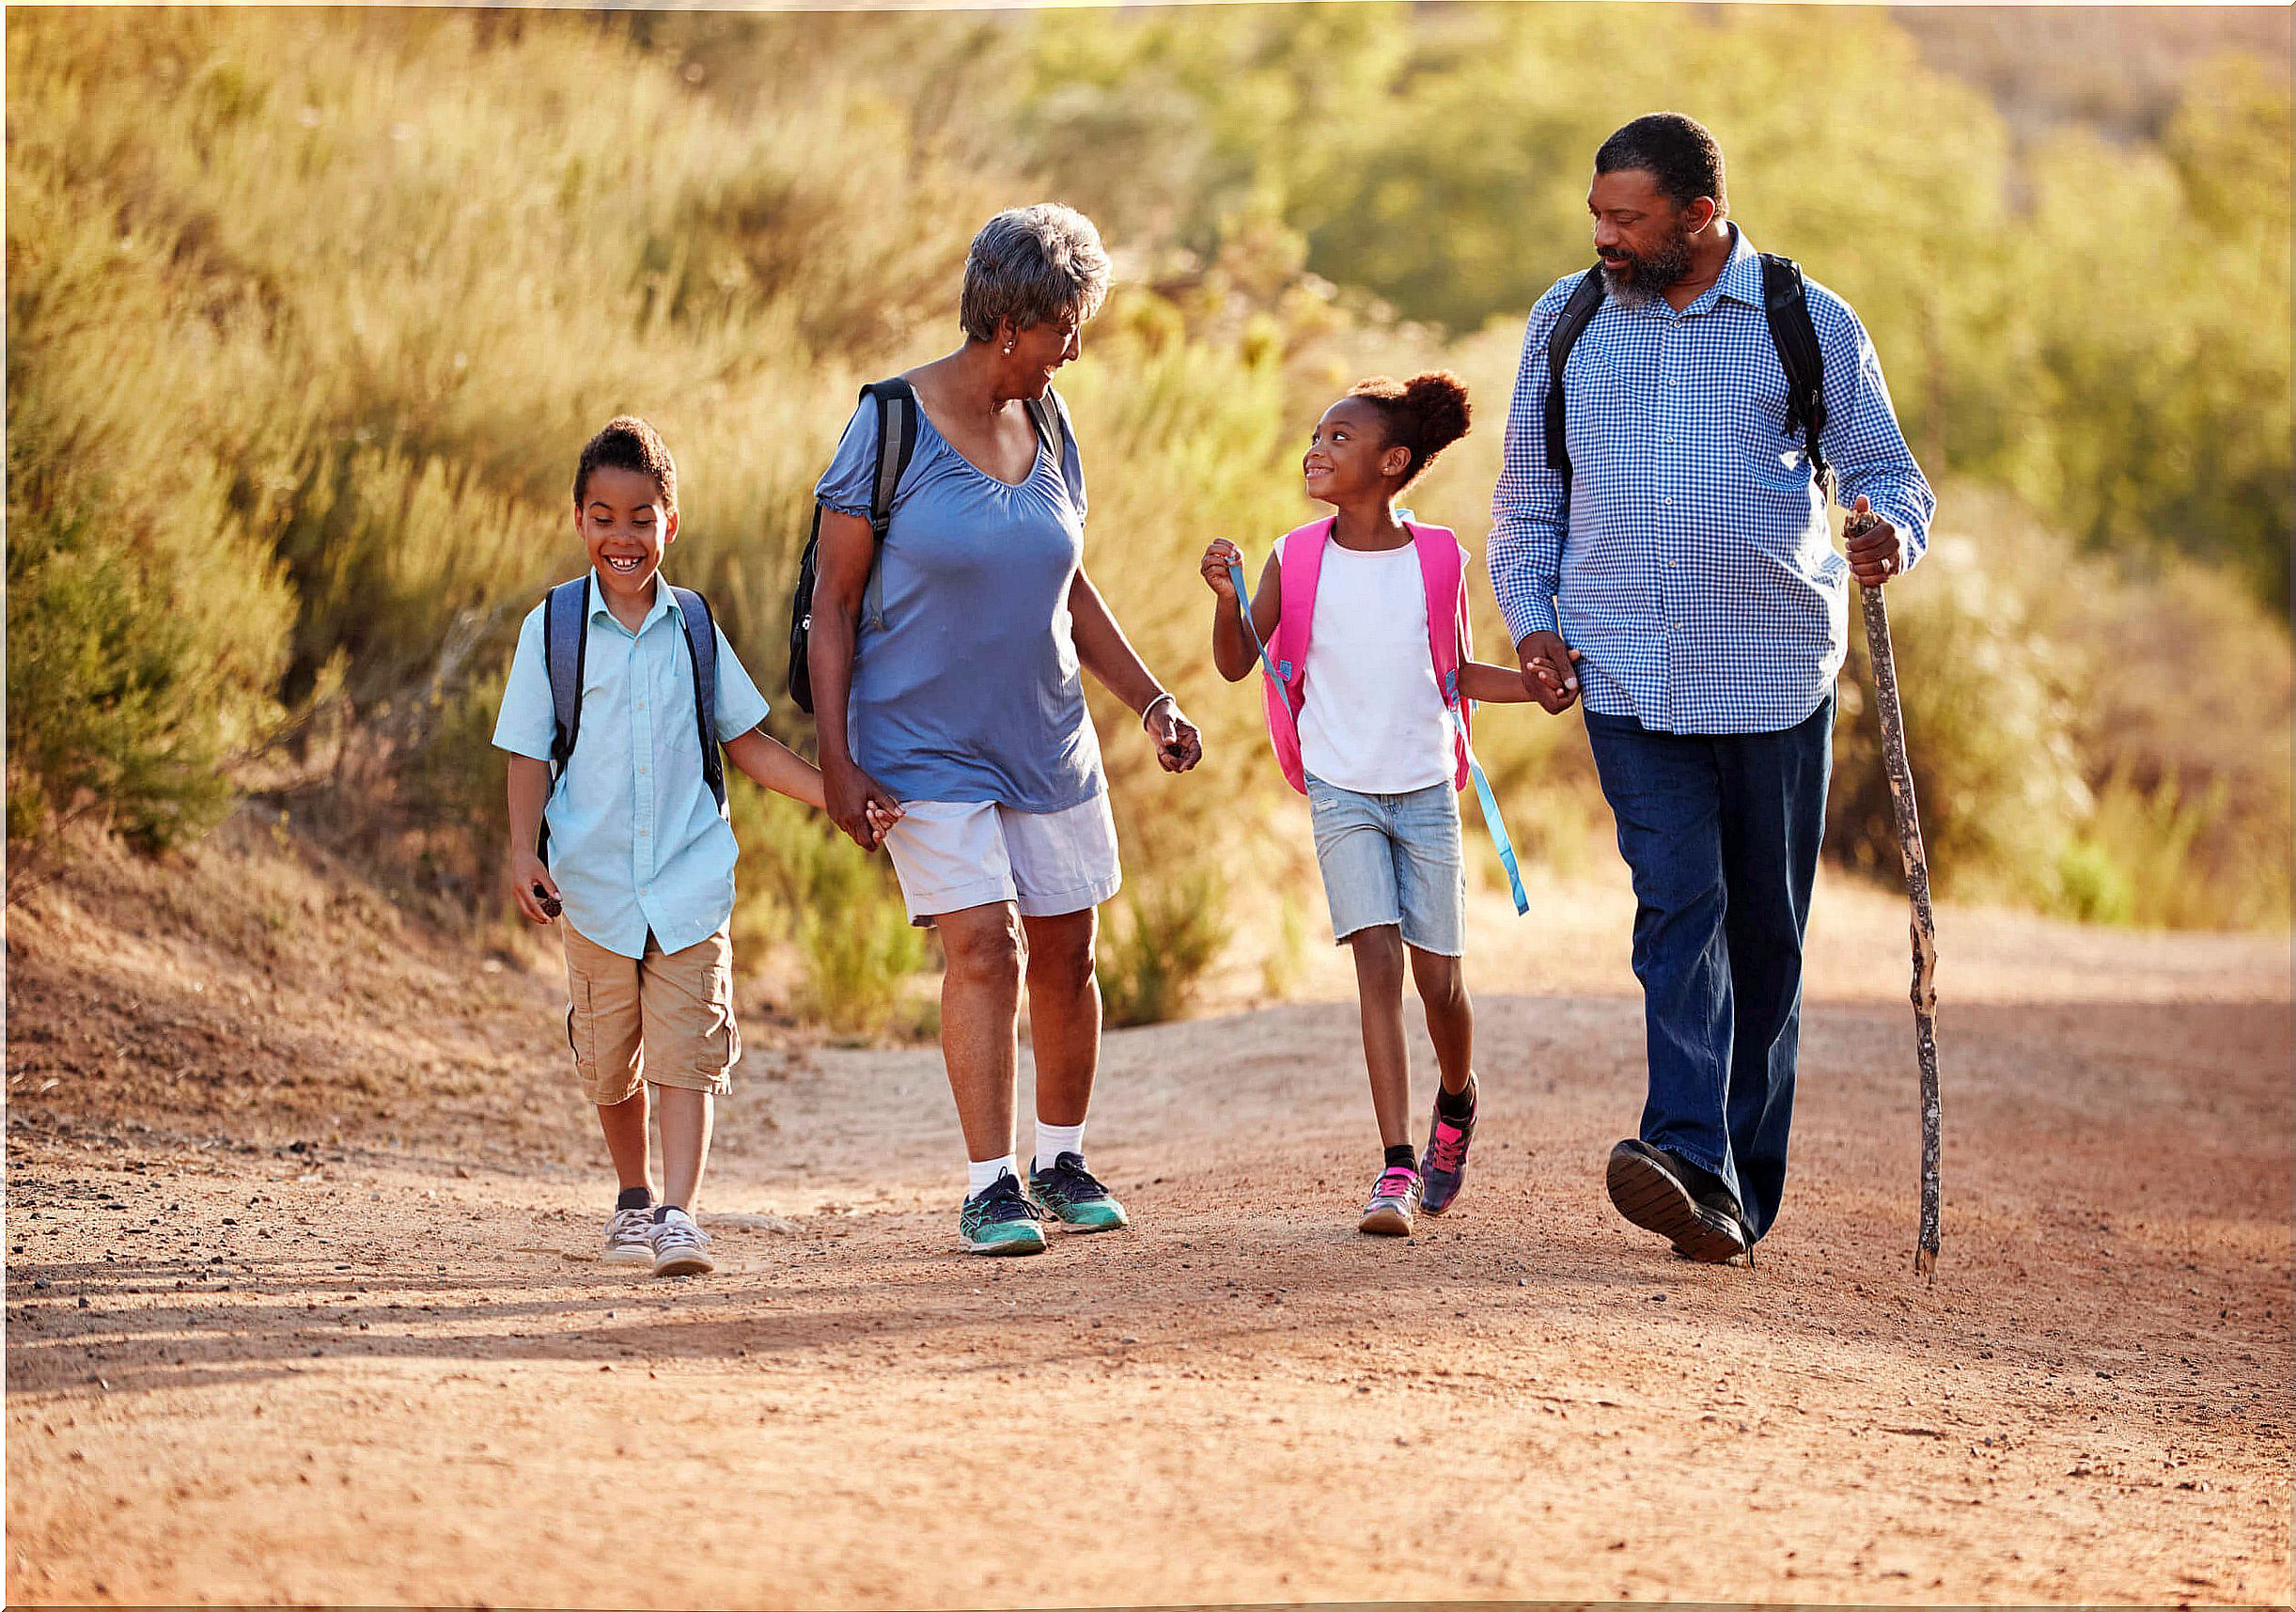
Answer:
[
  {"left": 1199, "top": 539, "right": 1242, "bottom": 600},
  {"left": 824, "top": 755, "right": 906, "bottom": 851},
  {"left": 1844, "top": 494, "right": 1902, "bottom": 588},
  {"left": 1143, "top": 694, "right": 1203, "bottom": 774},
  {"left": 1516, "top": 631, "right": 1585, "bottom": 714},
  {"left": 509, "top": 851, "right": 561, "bottom": 926}
]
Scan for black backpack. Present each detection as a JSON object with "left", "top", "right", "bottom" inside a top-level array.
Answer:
[
  {"left": 536, "top": 576, "right": 724, "bottom": 854},
  {"left": 787, "top": 378, "right": 1068, "bottom": 712},
  {"left": 1544, "top": 253, "right": 1832, "bottom": 501}
]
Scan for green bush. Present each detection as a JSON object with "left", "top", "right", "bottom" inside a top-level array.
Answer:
[
  {"left": 1099, "top": 869, "right": 1231, "bottom": 1027},
  {"left": 5, "top": 471, "right": 235, "bottom": 852},
  {"left": 2054, "top": 767, "right": 2230, "bottom": 930},
  {"left": 728, "top": 781, "right": 925, "bottom": 1039},
  {"left": 8, "top": 6, "right": 2287, "bottom": 981},
  {"left": 1831, "top": 520, "right": 2089, "bottom": 907}
]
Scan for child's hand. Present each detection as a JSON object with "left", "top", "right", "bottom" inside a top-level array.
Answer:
[
  {"left": 862, "top": 799, "right": 903, "bottom": 847},
  {"left": 508, "top": 851, "right": 561, "bottom": 925},
  {"left": 1517, "top": 632, "right": 1583, "bottom": 714},
  {"left": 1199, "top": 540, "right": 1242, "bottom": 601}
]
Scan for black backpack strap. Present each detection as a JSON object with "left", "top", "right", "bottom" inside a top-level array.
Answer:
[
  {"left": 1757, "top": 252, "right": 1831, "bottom": 499},
  {"left": 668, "top": 585, "right": 726, "bottom": 812},
  {"left": 1542, "top": 267, "right": 1609, "bottom": 495},
  {"left": 789, "top": 378, "right": 919, "bottom": 714},
  {"left": 861, "top": 378, "right": 920, "bottom": 538}
]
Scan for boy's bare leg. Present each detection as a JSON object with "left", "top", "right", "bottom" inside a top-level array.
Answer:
[
  {"left": 1022, "top": 908, "right": 1099, "bottom": 1131},
  {"left": 1409, "top": 947, "right": 1475, "bottom": 1096},
  {"left": 655, "top": 1086, "right": 713, "bottom": 1213},
  {"left": 936, "top": 902, "right": 1025, "bottom": 1166},
  {"left": 596, "top": 1088, "right": 652, "bottom": 1197},
  {"left": 1351, "top": 925, "right": 1412, "bottom": 1148}
]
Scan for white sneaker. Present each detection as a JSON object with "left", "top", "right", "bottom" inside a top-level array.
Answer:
[
  {"left": 602, "top": 1205, "right": 657, "bottom": 1266},
  {"left": 650, "top": 1209, "right": 715, "bottom": 1277}
]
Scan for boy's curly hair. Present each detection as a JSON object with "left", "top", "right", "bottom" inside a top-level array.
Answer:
[
  {"left": 573, "top": 415, "right": 678, "bottom": 513},
  {"left": 1348, "top": 371, "right": 1472, "bottom": 488}
]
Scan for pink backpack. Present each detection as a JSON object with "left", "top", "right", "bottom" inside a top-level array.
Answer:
[{"left": 1257, "top": 518, "right": 1474, "bottom": 796}]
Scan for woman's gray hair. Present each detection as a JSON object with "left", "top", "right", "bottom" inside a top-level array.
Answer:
[{"left": 959, "top": 204, "right": 1111, "bottom": 344}]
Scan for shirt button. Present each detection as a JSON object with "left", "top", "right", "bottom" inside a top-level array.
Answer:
[{"left": 1662, "top": 496, "right": 1674, "bottom": 506}]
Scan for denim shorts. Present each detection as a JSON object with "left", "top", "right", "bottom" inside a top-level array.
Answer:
[{"left": 1304, "top": 774, "right": 1466, "bottom": 955}]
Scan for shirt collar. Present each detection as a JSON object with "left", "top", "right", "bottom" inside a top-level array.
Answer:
[
  {"left": 585, "top": 570, "right": 681, "bottom": 634},
  {"left": 1711, "top": 224, "right": 1764, "bottom": 310}
]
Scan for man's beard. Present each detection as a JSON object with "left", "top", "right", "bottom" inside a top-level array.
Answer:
[{"left": 1599, "top": 227, "right": 1694, "bottom": 308}]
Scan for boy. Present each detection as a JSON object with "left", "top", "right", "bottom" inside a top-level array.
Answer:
[{"left": 494, "top": 416, "right": 894, "bottom": 1276}]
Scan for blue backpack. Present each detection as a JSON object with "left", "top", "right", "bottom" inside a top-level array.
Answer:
[{"left": 536, "top": 577, "right": 724, "bottom": 854}]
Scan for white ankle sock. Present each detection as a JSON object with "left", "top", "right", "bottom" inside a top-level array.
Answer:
[
  {"left": 1033, "top": 1121, "right": 1086, "bottom": 1173},
  {"left": 966, "top": 1154, "right": 1018, "bottom": 1197}
]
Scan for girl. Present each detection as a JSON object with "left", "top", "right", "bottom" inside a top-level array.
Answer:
[{"left": 1200, "top": 373, "right": 1557, "bottom": 1236}]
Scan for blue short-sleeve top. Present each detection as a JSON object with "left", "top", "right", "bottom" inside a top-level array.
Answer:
[{"left": 813, "top": 388, "right": 1103, "bottom": 813}]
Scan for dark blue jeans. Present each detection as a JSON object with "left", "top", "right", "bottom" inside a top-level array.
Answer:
[{"left": 1583, "top": 696, "right": 1832, "bottom": 1242}]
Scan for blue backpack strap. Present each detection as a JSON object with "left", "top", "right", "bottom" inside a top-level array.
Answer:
[
  {"left": 543, "top": 576, "right": 591, "bottom": 776},
  {"left": 1449, "top": 706, "right": 1529, "bottom": 917},
  {"left": 1224, "top": 559, "right": 1286, "bottom": 684},
  {"left": 668, "top": 585, "right": 726, "bottom": 811},
  {"left": 538, "top": 576, "right": 590, "bottom": 859}
]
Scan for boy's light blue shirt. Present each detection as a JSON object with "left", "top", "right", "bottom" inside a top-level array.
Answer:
[{"left": 492, "top": 573, "right": 771, "bottom": 961}]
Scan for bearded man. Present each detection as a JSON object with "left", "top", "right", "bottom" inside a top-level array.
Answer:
[{"left": 1490, "top": 112, "right": 1935, "bottom": 1262}]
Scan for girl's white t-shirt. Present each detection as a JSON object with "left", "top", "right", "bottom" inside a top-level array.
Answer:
[{"left": 1276, "top": 531, "right": 1456, "bottom": 795}]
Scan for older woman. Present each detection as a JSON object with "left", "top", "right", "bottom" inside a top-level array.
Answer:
[{"left": 809, "top": 204, "right": 1202, "bottom": 1256}]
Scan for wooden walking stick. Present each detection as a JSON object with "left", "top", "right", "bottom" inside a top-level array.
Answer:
[{"left": 1848, "top": 500, "right": 1943, "bottom": 1277}]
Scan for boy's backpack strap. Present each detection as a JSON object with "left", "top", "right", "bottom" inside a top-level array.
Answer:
[
  {"left": 539, "top": 575, "right": 592, "bottom": 858},
  {"left": 668, "top": 585, "right": 726, "bottom": 813},
  {"left": 860, "top": 378, "right": 920, "bottom": 538},
  {"left": 1541, "top": 267, "right": 1609, "bottom": 493},
  {"left": 1757, "top": 252, "right": 1831, "bottom": 499},
  {"left": 544, "top": 576, "right": 592, "bottom": 775}
]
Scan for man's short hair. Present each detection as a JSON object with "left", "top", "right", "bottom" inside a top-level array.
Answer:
[
  {"left": 960, "top": 204, "right": 1111, "bottom": 344},
  {"left": 1595, "top": 113, "right": 1727, "bottom": 216},
  {"left": 574, "top": 415, "right": 677, "bottom": 513}
]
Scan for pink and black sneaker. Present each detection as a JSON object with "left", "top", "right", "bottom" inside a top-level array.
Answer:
[
  {"left": 1359, "top": 1163, "right": 1424, "bottom": 1236},
  {"left": 1419, "top": 1072, "right": 1478, "bottom": 1216}
]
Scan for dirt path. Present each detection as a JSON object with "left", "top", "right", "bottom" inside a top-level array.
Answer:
[{"left": 7, "top": 834, "right": 2290, "bottom": 1606}]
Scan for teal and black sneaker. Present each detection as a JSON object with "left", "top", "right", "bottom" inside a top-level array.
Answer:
[
  {"left": 960, "top": 1172, "right": 1049, "bottom": 1257},
  {"left": 1027, "top": 1151, "right": 1130, "bottom": 1233}
]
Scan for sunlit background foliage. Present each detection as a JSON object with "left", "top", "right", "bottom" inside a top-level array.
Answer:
[{"left": 8, "top": 6, "right": 2288, "bottom": 1026}]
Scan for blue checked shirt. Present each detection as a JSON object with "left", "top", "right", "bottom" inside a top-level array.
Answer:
[{"left": 1490, "top": 227, "right": 1935, "bottom": 734}]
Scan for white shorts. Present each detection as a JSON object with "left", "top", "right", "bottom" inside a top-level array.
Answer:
[{"left": 882, "top": 793, "right": 1122, "bottom": 924}]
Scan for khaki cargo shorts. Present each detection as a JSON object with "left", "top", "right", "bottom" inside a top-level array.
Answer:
[{"left": 560, "top": 922, "right": 740, "bottom": 1105}]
